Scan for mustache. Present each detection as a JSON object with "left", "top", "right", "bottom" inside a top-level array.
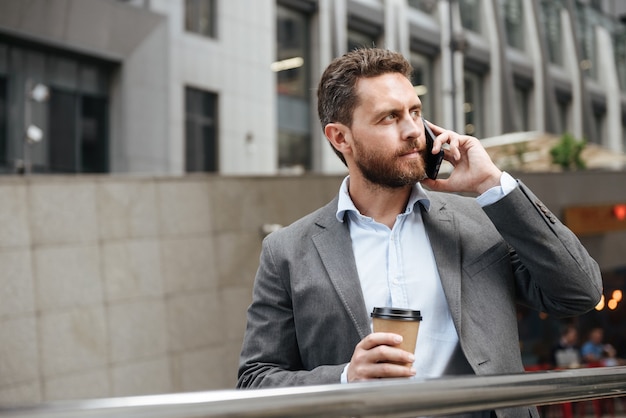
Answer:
[{"left": 395, "top": 141, "right": 421, "bottom": 157}]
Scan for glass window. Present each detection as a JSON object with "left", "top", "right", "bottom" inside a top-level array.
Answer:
[
  {"left": 514, "top": 85, "right": 530, "bottom": 131},
  {"left": 49, "top": 56, "right": 79, "bottom": 90},
  {"left": 612, "top": 22, "right": 626, "bottom": 90},
  {"left": 48, "top": 89, "right": 78, "bottom": 172},
  {"left": 575, "top": 2, "right": 599, "bottom": 80},
  {"left": 80, "top": 64, "right": 107, "bottom": 95},
  {"left": 407, "top": 0, "right": 438, "bottom": 15},
  {"left": 459, "top": 0, "right": 481, "bottom": 33},
  {"left": 592, "top": 103, "right": 605, "bottom": 145},
  {"left": 185, "top": 0, "right": 217, "bottom": 38},
  {"left": 25, "top": 50, "right": 46, "bottom": 83},
  {"left": 622, "top": 112, "right": 626, "bottom": 152},
  {"left": 80, "top": 95, "right": 108, "bottom": 173},
  {"left": 589, "top": 0, "right": 603, "bottom": 12},
  {"left": 0, "top": 76, "right": 6, "bottom": 172},
  {"left": 347, "top": 29, "right": 378, "bottom": 52},
  {"left": 0, "top": 44, "right": 7, "bottom": 172},
  {"left": 500, "top": 0, "right": 525, "bottom": 51},
  {"left": 276, "top": 7, "right": 309, "bottom": 99},
  {"left": 0, "top": 42, "right": 6, "bottom": 74},
  {"left": 464, "top": 71, "right": 484, "bottom": 137},
  {"left": 276, "top": 5, "right": 311, "bottom": 173},
  {"left": 411, "top": 52, "right": 435, "bottom": 122},
  {"left": 555, "top": 91, "right": 571, "bottom": 134},
  {"left": 539, "top": 0, "right": 564, "bottom": 66},
  {"left": 47, "top": 90, "right": 108, "bottom": 173},
  {"left": 185, "top": 86, "right": 218, "bottom": 172},
  {"left": 0, "top": 41, "right": 111, "bottom": 174}
]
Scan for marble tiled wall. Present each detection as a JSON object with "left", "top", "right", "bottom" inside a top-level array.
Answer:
[{"left": 0, "top": 175, "right": 341, "bottom": 405}]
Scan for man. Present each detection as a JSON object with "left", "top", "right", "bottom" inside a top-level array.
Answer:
[
  {"left": 551, "top": 324, "right": 581, "bottom": 368},
  {"left": 238, "top": 48, "right": 602, "bottom": 417},
  {"left": 581, "top": 327, "right": 617, "bottom": 366}
]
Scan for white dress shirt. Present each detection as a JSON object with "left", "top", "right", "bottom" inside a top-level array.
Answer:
[{"left": 336, "top": 172, "right": 518, "bottom": 382}]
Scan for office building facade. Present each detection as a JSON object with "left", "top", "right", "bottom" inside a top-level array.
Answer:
[{"left": 0, "top": 0, "right": 625, "bottom": 175}]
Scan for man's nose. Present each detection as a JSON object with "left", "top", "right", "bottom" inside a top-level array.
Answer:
[{"left": 400, "top": 114, "right": 421, "bottom": 140}]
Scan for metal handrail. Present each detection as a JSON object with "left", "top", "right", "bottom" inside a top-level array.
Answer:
[{"left": 2, "top": 366, "right": 626, "bottom": 418}]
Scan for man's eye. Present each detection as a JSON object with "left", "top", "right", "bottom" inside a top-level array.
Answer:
[
  {"left": 384, "top": 114, "right": 397, "bottom": 121},
  {"left": 411, "top": 110, "right": 421, "bottom": 119}
]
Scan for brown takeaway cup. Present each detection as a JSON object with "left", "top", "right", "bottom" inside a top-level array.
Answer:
[{"left": 371, "top": 307, "right": 422, "bottom": 366}]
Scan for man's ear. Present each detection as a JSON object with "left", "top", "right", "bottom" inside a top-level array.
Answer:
[{"left": 324, "top": 122, "right": 352, "bottom": 155}]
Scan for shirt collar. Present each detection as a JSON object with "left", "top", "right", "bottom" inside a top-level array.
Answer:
[{"left": 335, "top": 176, "right": 431, "bottom": 223}]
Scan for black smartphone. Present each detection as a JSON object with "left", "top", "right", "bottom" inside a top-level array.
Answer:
[{"left": 422, "top": 117, "right": 444, "bottom": 180}]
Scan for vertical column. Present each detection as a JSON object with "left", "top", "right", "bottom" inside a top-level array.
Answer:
[
  {"left": 439, "top": 0, "right": 457, "bottom": 131},
  {"left": 316, "top": 0, "right": 349, "bottom": 174},
  {"left": 525, "top": 0, "right": 547, "bottom": 132},
  {"left": 384, "top": 0, "right": 409, "bottom": 57},
  {"left": 560, "top": 7, "right": 584, "bottom": 139},
  {"left": 483, "top": 0, "right": 505, "bottom": 135},
  {"left": 563, "top": 0, "right": 594, "bottom": 141},
  {"left": 314, "top": 0, "right": 346, "bottom": 61},
  {"left": 595, "top": 26, "right": 623, "bottom": 153}
]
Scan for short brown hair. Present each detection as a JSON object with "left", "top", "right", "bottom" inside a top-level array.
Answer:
[{"left": 317, "top": 48, "right": 413, "bottom": 164}]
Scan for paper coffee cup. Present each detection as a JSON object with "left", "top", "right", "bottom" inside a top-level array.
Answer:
[{"left": 371, "top": 307, "right": 422, "bottom": 365}]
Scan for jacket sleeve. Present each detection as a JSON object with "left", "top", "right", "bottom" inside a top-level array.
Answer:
[
  {"left": 237, "top": 232, "right": 346, "bottom": 388},
  {"left": 482, "top": 180, "right": 603, "bottom": 317}
]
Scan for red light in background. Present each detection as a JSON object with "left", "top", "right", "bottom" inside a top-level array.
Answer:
[{"left": 613, "top": 204, "right": 626, "bottom": 221}]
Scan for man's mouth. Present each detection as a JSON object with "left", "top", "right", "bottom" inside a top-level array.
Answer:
[
  {"left": 398, "top": 147, "right": 421, "bottom": 157},
  {"left": 397, "top": 141, "right": 421, "bottom": 157}
]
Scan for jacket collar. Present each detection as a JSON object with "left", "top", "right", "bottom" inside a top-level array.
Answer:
[{"left": 335, "top": 176, "right": 432, "bottom": 223}]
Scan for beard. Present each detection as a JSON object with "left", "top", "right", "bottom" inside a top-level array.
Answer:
[{"left": 352, "top": 136, "right": 427, "bottom": 189}]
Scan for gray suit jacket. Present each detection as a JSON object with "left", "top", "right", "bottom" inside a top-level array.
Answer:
[{"left": 238, "top": 181, "right": 602, "bottom": 417}]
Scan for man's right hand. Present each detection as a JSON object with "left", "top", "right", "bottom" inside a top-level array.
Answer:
[{"left": 347, "top": 332, "right": 416, "bottom": 382}]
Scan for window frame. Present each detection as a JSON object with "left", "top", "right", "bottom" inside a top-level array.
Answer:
[
  {"left": 184, "top": 86, "right": 219, "bottom": 173},
  {"left": 184, "top": 0, "right": 217, "bottom": 39}
]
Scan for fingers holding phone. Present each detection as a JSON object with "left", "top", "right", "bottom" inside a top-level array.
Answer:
[{"left": 420, "top": 121, "right": 502, "bottom": 195}]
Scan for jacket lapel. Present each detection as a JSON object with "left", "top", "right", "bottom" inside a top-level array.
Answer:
[
  {"left": 421, "top": 196, "right": 463, "bottom": 336},
  {"left": 311, "top": 199, "right": 371, "bottom": 340},
  {"left": 309, "top": 194, "right": 464, "bottom": 341}
]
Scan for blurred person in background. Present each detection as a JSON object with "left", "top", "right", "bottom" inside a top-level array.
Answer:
[
  {"left": 551, "top": 324, "right": 581, "bottom": 368},
  {"left": 581, "top": 327, "right": 619, "bottom": 366}
]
